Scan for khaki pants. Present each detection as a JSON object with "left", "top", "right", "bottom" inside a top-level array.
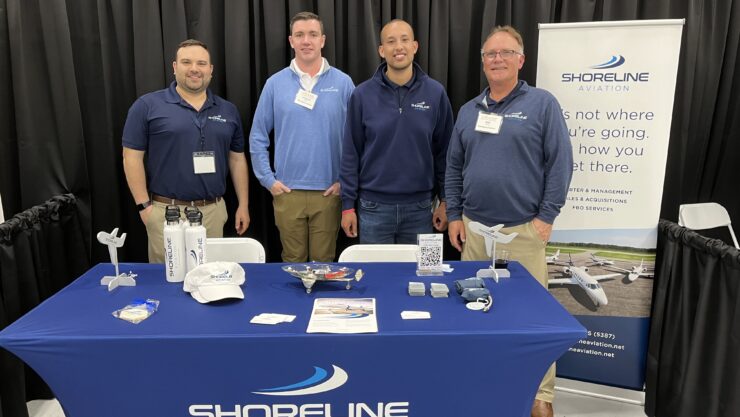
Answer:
[
  {"left": 145, "top": 199, "right": 228, "bottom": 263},
  {"left": 273, "top": 190, "right": 341, "bottom": 262},
  {"left": 462, "top": 215, "right": 555, "bottom": 403}
]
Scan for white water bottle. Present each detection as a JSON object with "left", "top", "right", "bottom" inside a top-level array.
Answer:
[
  {"left": 185, "top": 208, "right": 207, "bottom": 272},
  {"left": 163, "top": 205, "right": 187, "bottom": 282}
]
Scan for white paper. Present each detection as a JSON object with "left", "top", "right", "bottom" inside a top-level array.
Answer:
[
  {"left": 401, "top": 311, "right": 431, "bottom": 320},
  {"left": 306, "top": 298, "right": 377, "bottom": 333},
  {"left": 250, "top": 313, "right": 296, "bottom": 325}
]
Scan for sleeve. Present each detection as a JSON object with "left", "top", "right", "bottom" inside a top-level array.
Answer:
[
  {"left": 432, "top": 89, "right": 454, "bottom": 200},
  {"left": 248, "top": 80, "right": 277, "bottom": 190},
  {"left": 445, "top": 119, "right": 466, "bottom": 222},
  {"left": 122, "top": 98, "right": 149, "bottom": 150},
  {"left": 537, "top": 96, "right": 573, "bottom": 224},
  {"left": 230, "top": 104, "right": 245, "bottom": 153},
  {"left": 339, "top": 90, "right": 364, "bottom": 211}
]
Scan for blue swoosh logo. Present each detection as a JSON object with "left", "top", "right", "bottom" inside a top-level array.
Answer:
[
  {"left": 591, "top": 55, "right": 626, "bottom": 69},
  {"left": 253, "top": 365, "right": 348, "bottom": 396}
]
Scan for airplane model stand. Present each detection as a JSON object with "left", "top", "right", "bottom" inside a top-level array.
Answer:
[
  {"left": 469, "top": 221, "right": 518, "bottom": 283},
  {"left": 97, "top": 228, "right": 137, "bottom": 292}
]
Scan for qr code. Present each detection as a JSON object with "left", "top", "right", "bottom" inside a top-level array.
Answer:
[{"left": 418, "top": 245, "right": 442, "bottom": 267}]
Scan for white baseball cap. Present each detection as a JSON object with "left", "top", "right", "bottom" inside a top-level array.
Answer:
[{"left": 184, "top": 262, "right": 246, "bottom": 303}]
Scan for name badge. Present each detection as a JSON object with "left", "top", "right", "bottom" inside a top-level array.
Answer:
[
  {"left": 475, "top": 112, "right": 503, "bottom": 135},
  {"left": 294, "top": 89, "right": 318, "bottom": 110},
  {"left": 193, "top": 151, "right": 216, "bottom": 174}
]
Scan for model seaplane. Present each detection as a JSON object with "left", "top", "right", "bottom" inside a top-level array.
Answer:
[
  {"left": 282, "top": 264, "right": 364, "bottom": 294},
  {"left": 549, "top": 255, "right": 621, "bottom": 307}
]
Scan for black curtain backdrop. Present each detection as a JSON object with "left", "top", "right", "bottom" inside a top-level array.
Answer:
[
  {"left": 646, "top": 220, "right": 740, "bottom": 417},
  {"left": 0, "top": 194, "right": 89, "bottom": 417},
  {"left": 1, "top": 1, "right": 739, "bottom": 262}
]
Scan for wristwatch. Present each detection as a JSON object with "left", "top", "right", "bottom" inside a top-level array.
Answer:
[{"left": 136, "top": 200, "right": 152, "bottom": 212}]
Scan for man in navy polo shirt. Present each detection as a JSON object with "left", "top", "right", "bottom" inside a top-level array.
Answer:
[
  {"left": 122, "top": 39, "right": 250, "bottom": 263},
  {"left": 340, "top": 19, "right": 453, "bottom": 244}
]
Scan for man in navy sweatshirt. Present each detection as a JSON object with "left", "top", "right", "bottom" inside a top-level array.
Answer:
[
  {"left": 340, "top": 19, "right": 453, "bottom": 244},
  {"left": 445, "top": 26, "right": 572, "bottom": 417},
  {"left": 250, "top": 12, "right": 354, "bottom": 262}
]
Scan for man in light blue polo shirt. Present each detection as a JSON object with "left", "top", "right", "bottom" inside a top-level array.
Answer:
[
  {"left": 123, "top": 39, "right": 250, "bottom": 263},
  {"left": 250, "top": 12, "right": 354, "bottom": 262}
]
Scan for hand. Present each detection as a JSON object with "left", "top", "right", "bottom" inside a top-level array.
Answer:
[
  {"left": 448, "top": 220, "right": 466, "bottom": 252},
  {"left": 341, "top": 211, "right": 358, "bottom": 238},
  {"left": 234, "top": 205, "right": 250, "bottom": 235},
  {"left": 532, "top": 218, "right": 552, "bottom": 243},
  {"left": 323, "top": 182, "right": 340, "bottom": 196},
  {"left": 270, "top": 180, "right": 291, "bottom": 196},
  {"left": 138, "top": 205, "right": 153, "bottom": 225},
  {"left": 433, "top": 201, "right": 448, "bottom": 231}
]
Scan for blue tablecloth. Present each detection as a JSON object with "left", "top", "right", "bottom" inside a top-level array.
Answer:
[{"left": 0, "top": 261, "right": 585, "bottom": 417}]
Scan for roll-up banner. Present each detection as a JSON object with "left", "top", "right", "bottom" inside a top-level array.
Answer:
[{"left": 536, "top": 20, "right": 684, "bottom": 389}]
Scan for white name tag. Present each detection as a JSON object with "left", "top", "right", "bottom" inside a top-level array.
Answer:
[
  {"left": 475, "top": 112, "right": 503, "bottom": 134},
  {"left": 294, "top": 89, "right": 318, "bottom": 110},
  {"left": 193, "top": 151, "right": 216, "bottom": 174}
]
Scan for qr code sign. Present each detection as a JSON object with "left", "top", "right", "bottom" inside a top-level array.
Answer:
[
  {"left": 417, "top": 234, "right": 443, "bottom": 270},
  {"left": 419, "top": 245, "right": 442, "bottom": 267}
]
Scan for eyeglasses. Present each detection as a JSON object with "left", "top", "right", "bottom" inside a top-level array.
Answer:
[{"left": 481, "top": 49, "right": 522, "bottom": 60}]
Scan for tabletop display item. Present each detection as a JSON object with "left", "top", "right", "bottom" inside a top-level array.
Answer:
[{"left": 282, "top": 264, "right": 363, "bottom": 294}]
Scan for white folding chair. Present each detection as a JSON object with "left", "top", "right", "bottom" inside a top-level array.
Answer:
[
  {"left": 338, "top": 244, "right": 418, "bottom": 262},
  {"left": 678, "top": 202, "right": 739, "bottom": 249},
  {"left": 205, "top": 237, "right": 266, "bottom": 263}
]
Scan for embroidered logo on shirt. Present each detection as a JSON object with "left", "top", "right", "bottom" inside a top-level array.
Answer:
[
  {"left": 411, "top": 101, "right": 431, "bottom": 111},
  {"left": 208, "top": 115, "right": 228, "bottom": 123},
  {"left": 504, "top": 111, "right": 528, "bottom": 120},
  {"left": 320, "top": 86, "right": 339, "bottom": 93}
]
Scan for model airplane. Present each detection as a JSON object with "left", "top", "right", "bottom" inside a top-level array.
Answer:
[
  {"left": 549, "top": 255, "right": 621, "bottom": 307},
  {"left": 468, "top": 221, "right": 518, "bottom": 257},
  {"left": 283, "top": 264, "right": 364, "bottom": 294},
  {"left": 587, "top": 254, "right": 615, "bottom": 266},
  {"left": 610, "top": 259, "right": 654, "bottom": 281},
  {"left": 546, "top": 249, "right": 561, "bottom": 264},
  {"left": 97, "top": 228, "right": 136, "bottom": 291}
]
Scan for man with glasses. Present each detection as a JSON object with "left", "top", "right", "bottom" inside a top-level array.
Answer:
[
  {"left": 250, "top": 12, "right": 354, "bottom": 262},
  {"left": 445, "top": 25, "right": 572, "bottom": 417},
  {"left": 340, "top": 19, "right": 453, "bottom": 243}
]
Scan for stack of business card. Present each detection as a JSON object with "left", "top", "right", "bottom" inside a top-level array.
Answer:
[
  {"left": 250, "top": 313, "right": 296, "bottom": 325},
  {"left": 408, "top": 281, "right": 426, "bottom": 296},
  {"left": 430, "top": 283, "right": 449, "bottom": 298}
]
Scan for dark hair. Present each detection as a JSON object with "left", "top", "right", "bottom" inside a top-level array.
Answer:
[
  {"left": 380, "top": 19, "right": 415, "bottom": 43},
  {"left": 178, "top": 39, "right": 208, "bottom": 50},
  {"left": 175, "top": 39, "right": 210, "bottom": 62},
  {"left": 483, "top": 26, "right": 524, "bottom": 54},
  {"left": 290, "top": 11, "right": 323, "bottom": 34}
]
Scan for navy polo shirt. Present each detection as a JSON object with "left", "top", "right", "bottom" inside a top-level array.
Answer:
[{"left": 122, "top": 82, "right": 245, "bottom": 201}]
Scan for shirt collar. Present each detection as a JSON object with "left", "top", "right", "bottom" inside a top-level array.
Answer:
[
  {"left": 381, "top": 67, "right": 416, "bottom": 89},
  {"left": 290, "top": 58, "right": 329, "bottom": 79},
  {"left": 165, "top": 81, "right": 216, "bottom": 109}
]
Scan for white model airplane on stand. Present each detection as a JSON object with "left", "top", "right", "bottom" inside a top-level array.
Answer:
[
  {"left": 468, "top": 221, "right": 518, "bottom": 282},
  {"left": 587, "top": 254, "right": 615, "bottom": 266},
  {"left": 610, "top": 259, "right": 654, "bottom": 281},
  {"left": 549, "top": 255, "right": 621, "bottom": 307},
  {"left": 546, "top": 249, "right": 561, "bottom": 264},
  {"left": 97, "top": 228, "right": 137, "bottom": 291}
]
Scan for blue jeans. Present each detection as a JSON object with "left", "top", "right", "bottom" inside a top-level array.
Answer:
[{"left": 358, "top": 198, "right": 433, "bottom": 244}]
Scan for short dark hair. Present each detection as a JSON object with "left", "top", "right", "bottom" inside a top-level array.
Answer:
[
  {"left": 380, "top": 19, "right": 415, "bottom": 43},
  {"left": 176, "top": 39, "right": 210, "bottom": 62},
  {"left": 178, "top": 39, "right": 208, "bottom": 51},
  {"left": 483, "top": 26, "right": 524, "bottom": 53},
  {"left": 290, "top": 11, "right": 323, "bottom": 34}
]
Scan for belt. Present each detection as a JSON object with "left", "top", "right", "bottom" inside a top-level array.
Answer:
[{"left": 151, "top": 194, "right": 222, "bottom": 207}]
